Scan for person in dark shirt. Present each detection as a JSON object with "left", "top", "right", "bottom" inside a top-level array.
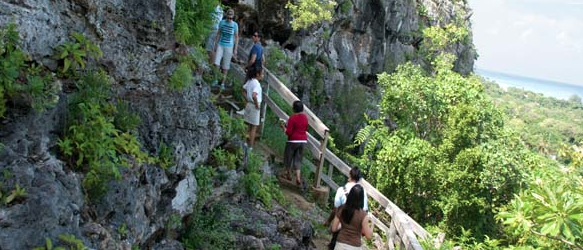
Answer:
[
  {"left": 331, "top": 184, "right": 373, "bottom": 250},
  {"left": 247, "top": 31, "right": 265, "bottom": 70}
]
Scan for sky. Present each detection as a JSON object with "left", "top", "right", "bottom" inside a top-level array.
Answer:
[{"left": 468, "top": 0, "right": 583, "bottom": 86}]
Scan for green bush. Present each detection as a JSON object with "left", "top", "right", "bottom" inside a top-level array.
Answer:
[
  {"left": 241, "top": 152, "right": 286, "bottom": 208},
  {"left": 58, "top": 71, "right": 152, "bottom": 200},
  {"left": 157, "top": 142, "right": 174, "bottom": 169},
  {"left": 183, "top": 166, "right": 234, "bottom": 249},
  {"left": 174, "top": 0, "right": 218, "bottom": 46},
  {"left": 113, "top": 101, "right": 141, "bottom": 132},
  {"left": 497, "top": 146, "right": 583, "bottom": 249},
  {"left": 339, "top": 0, "right": 352, "bottom": 14},
  {"left": 286, "top": 0, "right": 336, "bottom": 30},
  {"left": 218, "top": 107, "right": 246, "bottom": 139},
  {"left": 55, "top": 32, "right": 102, "bottom": 76},
  {"left": 0, "top": 23, "right": 61, "bottom": 117},
  {"left": 168, "top": 62, "right": 194, "bottom": 90},
  {"left": 356, "top": 29, "right": 528, "bottom": 238},
  {"left": 211, "top": 148, "right": 238, "bottom": 170}
]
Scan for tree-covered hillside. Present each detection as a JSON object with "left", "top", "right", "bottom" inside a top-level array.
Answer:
[
  {"left": 483, "top": 80, "right": 583, "bottom": 158},
  {"left": 349, "top": 21, "right": 583, "bottom": 249}
]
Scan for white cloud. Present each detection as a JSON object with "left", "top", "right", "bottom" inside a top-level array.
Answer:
[
  {"left": 519, "top": 28, "right": 533, "bottom": 42},
  {"left": 469, "top": 0, "right": 583, "bottom": 84}
]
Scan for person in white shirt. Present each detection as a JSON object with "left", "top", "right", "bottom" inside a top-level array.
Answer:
[
  {"left": 241, "top": 65, "right": 263, "bottom": 149},
  {"left": 327, "top": 167, "right": 368, "bottom": 250}
]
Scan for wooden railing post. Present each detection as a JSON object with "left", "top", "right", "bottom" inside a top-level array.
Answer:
[
  {"left": 259, "top": 78, "right": 270, "bottom": 138},
  {"left": 314, "top": 131, "right": 328, "bottom": 188}
]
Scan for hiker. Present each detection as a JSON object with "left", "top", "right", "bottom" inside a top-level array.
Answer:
[
  {"left": 280, "top": 100, "right": 308, "bottom": 187},
  {"left": 330, "top": 184, "right": 373, "bottom": 250},
  {"left": 205, "top": 4, "right": 223, "bottom": 63},
  {"left": 334, "top": 167, "right": 368, "bottom": 210},
  {"left": 242, "top": 65, "right": 263, "bottom": 149},
  {"left": 213, "top": 8, "right": 239, "bottom": 89},
  {"left": 327, "top": 167, "right": 369, "bottom": 250},
  {"left": 247, "top": 30, "right": 265, "bottom": 70}
]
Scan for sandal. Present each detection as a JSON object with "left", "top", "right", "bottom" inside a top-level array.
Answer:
[{"left": 280, "top": 173, "right": 292, "bottom": 181}]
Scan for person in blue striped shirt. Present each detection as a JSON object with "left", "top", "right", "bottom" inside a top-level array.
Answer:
[{"left": 213, "top": 8, "right": 239, "bottom": 89}]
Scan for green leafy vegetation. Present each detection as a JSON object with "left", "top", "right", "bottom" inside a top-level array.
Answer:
[
  {"left": 0, "top": 23, "right": 61, "bottom": 117},
  {"left": 211, "top": 148, "right": 238, "bottom": 170},
  {"left": 339, "top": 0, "right": 352, "bottom": 14},
  {"left": 266, "top": 46, "right": 294, "bottom": 82},
  {"left": 483, "top": 80, "right": 583, "bottom": 156},
  {"left": 168, "top": 62, "right": 194, "bottom": 90},
  {"left": 174, "top": 0, "right": 218, "bottom": 46},
  {"left": 156, "top": 142, "right": 175, "bottom": 169},
  {"left": 298, "top": 54, "right": 326, "bottom": 107},
  {"left": 420, "top": 23, "right": 469, "bottom": 66},
  {"left": 286, "top": 0, "right": 337, "bottom": 30},
  {"left": 182, "top": 166, "right": 235, "bottom": 249},
  {"left": 58, "top": 71, "right": 152, "bottom": 199},
  {"left": 55, "top": 32, "right": 102, "bottom": 76},
  {"left": 353, "top": 25, "right": 541, "bottom": 240},
  {"left": 113, "top": 101, "right": 141, "bottom": 132},
  {"left": 349, "top": 22, "right": 583, "bottom": 249},
  {"left": 242, "top": 152, "right": 286, "bottom": 208},
  {"left": 0, "top": 175, "right": 27, "bottom": 206},
  {"left": 496, "top": 144, "right": 583, "bottom": 249},
  {"left": 218, "top": 107, "right": 247, "bottom": 140},
  {"left": 32, "top": 234, "right": 86, "bottom": 250}
]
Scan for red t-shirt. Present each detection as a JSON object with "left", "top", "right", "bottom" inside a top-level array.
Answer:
[{"left": 285, "top": 113, "right": 308, "bottom": 141}]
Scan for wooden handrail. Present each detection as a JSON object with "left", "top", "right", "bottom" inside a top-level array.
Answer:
[
  {"left": 234, "top": 62, "right": 430, "bottom": 249},
  {"left": 263, "top": 68, "right": 329, "bottom": 138},
  {"left": 264, "top": 95, "right": 429, "bottom": 249}
]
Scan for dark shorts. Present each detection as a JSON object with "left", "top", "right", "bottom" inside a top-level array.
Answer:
[{"left": 284, "top": 142, "right": 304, "bottom": 170}]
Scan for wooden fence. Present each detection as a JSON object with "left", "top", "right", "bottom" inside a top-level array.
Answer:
[{"left": 257, "top": 67, "right": 431, "bottom": 250}]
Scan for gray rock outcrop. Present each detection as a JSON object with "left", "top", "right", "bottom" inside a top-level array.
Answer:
[{"left": 0, "top": 0, "right": 219, "bottom": 249}]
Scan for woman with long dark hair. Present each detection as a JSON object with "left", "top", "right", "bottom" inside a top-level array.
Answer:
[{"left": 331, "top": 184, "right": 373, "bottom": 250}]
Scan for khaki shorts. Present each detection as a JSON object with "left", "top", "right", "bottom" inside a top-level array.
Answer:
[
  {"left": 334, "top": 242, "right": 362, "bottom": 250},
  {"left": 214, "top": 45, "right": 233, "bottom": 70},
  {"left": 244, "top": 102, "right": 260, "bottom": 125}
]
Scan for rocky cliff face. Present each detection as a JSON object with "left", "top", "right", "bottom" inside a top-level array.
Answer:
[
  {"left": 0, "top": 0, "right": 217, "bottom": 249},
  {"left": 0, "top": 0, "right": 318, "bottom": 249},
  {"left": 237, "top": 0, "right": 475, "bottom": 145}
]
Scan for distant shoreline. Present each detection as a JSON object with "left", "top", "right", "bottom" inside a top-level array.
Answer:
[
  {"left": 475, "top": 68, "right": 583, "bottom": 102},
  {"left": 475, "top": 68, "right": 583, "bottom": 89}
]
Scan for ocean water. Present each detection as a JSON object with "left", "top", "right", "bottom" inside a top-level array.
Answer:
[{"left": 476, "top": 68, "right": 583, "bottom": 102}]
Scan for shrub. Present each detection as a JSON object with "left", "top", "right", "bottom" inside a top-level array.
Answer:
[
  {"left": 0, "top": 23, "right": 61, "bottom": 116},
  {"left": 58, "top": 71, "right": 152, "bottom": 200},
  {"left": 241, "top": 152, "right": 286, "bottom": 208},
  {"left": 286, "top": 0, "right": 336, "bottom": 30},
  {"left": 55, "top": 32, "right": 102, "bottom": 76},
  {"left": 182, "top": 166, "right": 235, "bottom": 249},
  {"left": 113, "top": 101, "right": 141, "bottom": 132},
  {"left": 218, "top": 107, "right": 246, "bottom": 139},
  {"left": 168, "top": 62, "right": 194, "bottom": 90},
  {"left": 174, "top": 0, "right": 218, "bottom": 46}
]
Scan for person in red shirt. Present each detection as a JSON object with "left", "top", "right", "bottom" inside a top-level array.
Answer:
[{"left": 280, "top": 100, "right": 308, "bottom": 187}]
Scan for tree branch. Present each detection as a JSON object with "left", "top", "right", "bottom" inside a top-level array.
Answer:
[{"left": 530, "top": 229, "right": 583, "bottom": 250}]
